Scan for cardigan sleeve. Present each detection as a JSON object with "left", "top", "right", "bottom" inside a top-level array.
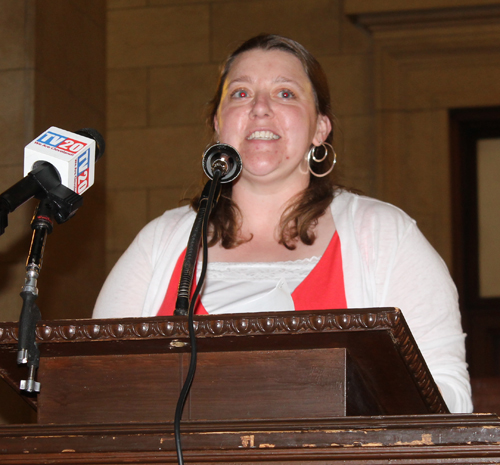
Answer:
[
  {"left": 92, "top": 218, "right": 158, "bottom": 319},
  {"left": 381, "top": 221, "right": 472, "bottom": 413},
  {"left": 92, "top": 205, "right": 194, "bottom": 319},
  {"left": 336, "top": 193, "right": 473, "bottom": 413}
]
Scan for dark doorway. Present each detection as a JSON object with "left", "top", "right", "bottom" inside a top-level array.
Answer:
[{"left": 450, "top": 107, "right": 500, "bottom": 379}]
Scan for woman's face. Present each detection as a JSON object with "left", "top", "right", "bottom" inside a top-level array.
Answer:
[{"left": 214, "top": 49, "right": 331, "bottom": 187}]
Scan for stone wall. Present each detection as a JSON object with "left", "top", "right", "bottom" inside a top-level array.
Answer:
[
  {"left": 0, "top": 0, "right": 106, "bottom": 424},
  {"left": 346, "top": 0, "right": 500, "bottom": 264}
]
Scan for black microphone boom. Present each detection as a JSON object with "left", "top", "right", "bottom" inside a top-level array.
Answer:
[{"left": 175, "top": 143, "right": 242, "bottom": 316}]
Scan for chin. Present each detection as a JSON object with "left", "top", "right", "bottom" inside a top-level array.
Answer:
[{"left": 243, "top": 165, "right": 282, "bottom": 179}]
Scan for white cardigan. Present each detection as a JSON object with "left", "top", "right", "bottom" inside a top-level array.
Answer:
[{"left": 93, "top": 191, "right": 472, "bottom": 413}]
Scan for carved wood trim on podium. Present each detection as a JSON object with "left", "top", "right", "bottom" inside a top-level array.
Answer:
[{"left": 0, "top": 307, "right": 447, "bottom": 425}]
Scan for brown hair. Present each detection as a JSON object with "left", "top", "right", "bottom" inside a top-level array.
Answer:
[{"left": 191, "top": 34, "right": 338, "bottom": 249}]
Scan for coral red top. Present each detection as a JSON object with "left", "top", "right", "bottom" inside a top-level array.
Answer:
[{"left": 157, "top": 232, "right": 347, "bottom": 316}]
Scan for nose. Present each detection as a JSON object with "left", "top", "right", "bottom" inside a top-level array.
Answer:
[{"left": 250, "top": 92, "right": 273, "bottom": 118}]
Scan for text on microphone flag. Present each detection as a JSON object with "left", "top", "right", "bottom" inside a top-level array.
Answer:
[
  {"left": 75, "top": 149, "right": 91, "bottom": 194},
  {"left": 36, "top": 130, "right": 89, "bottom": 154}
]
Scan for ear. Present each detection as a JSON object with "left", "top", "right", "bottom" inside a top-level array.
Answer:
[
  {"left": 213, "top": 115, "right": 219, "bottom": 135},
  {"left": 312, "top": 114, "right": 332, "bottom": 146}
]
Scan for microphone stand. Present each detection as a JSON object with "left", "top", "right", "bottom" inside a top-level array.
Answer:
[
  {"left": 174, "top": 148, "right": 238, "bottom": 315},
  {"left": 174, "top": 180, "right": 221, "bottom": 316},
  {"left": 17, "top": 189, "right": 84, "bottom": 393},
  {"left": 171, "top": 143, "right": 241, "bottom": 465},
  {"left": 17, "top": 198, "right": 53, "bottom": 393}
]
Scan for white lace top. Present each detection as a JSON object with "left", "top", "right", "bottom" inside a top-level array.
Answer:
[{"left": 196, "top": 257, "right": 320, "bottom": 314}]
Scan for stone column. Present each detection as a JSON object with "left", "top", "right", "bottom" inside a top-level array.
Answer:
[{"left": 0, "top": 0, "right": 106, "bottom": 424}]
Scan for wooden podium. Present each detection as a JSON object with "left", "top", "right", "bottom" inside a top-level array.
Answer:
[{"left": 0, "top": 307, "right": 500, "bottom": 464}]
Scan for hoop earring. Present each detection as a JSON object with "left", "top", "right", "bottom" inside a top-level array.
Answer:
[{"left": 307, "top": 142, "right": 336, "bottom": 177}]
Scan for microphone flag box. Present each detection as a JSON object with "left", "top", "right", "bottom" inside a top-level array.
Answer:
[{"left": 24, "top": 127, "right": 96, "bottom": 195}]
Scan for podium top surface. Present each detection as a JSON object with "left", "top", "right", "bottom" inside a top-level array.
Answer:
[{"left": 0, "top": 307, "right": 448, "bottom": 416}]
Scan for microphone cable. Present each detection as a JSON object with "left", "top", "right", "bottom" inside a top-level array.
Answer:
[{"left": 173, "top": 170, "right": 222, "bottom": 465}]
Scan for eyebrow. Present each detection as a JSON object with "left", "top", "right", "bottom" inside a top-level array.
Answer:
[
  {"left": 227, "top": 75, "right": 253, "bottom": 86},
  {"left": 227, "top": 75, "right": 305, "bottom": 89}
]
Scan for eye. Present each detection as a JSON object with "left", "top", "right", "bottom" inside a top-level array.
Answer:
[
  {"left": 278, "top": 89, "right": 295, "bottom": 99},
  {"left": 231, "top": 89, "right": 249, "bottom": 99}
]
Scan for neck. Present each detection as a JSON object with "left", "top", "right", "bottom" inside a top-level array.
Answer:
[{"left": 231, "top": 177, "right": 308, "bottom": 240}]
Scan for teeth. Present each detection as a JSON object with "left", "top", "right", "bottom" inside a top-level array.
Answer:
[{"left": 247, "top": 131, "right": 280, "bottom": 141}]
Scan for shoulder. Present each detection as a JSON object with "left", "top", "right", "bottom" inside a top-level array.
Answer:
[
  {"left": 151, "top": 204, "right": 195, "bottom": 227},
  {"left": 331, "top": 190, "right": 416, "bottom": 239},
  {"left": 138, "top": 205, "right": 195, "bottom": 238},
  {"left": 131, "top": 205, "right": 196, "bottom": 256}
]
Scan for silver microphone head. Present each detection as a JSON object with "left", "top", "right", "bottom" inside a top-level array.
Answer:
[{"left": 202, "top": 143, "right": 242, "bottom": 183}]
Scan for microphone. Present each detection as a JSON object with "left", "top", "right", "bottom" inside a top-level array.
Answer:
[
  {"left": 0, "top": 127, "right": 105, "bottom": 233},
  {"left": 174, "top": 143, "right": 242, "bottom": 316},
  {"left": 24, "top": 127, "right": 105, "bottom": 195},
  {"left": 202, "top": 143, "right": 242, "bottom": 183}
]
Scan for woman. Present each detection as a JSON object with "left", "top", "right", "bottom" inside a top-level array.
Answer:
[{"left": 93, "top": 34, "right": 472, "bottom": 413}]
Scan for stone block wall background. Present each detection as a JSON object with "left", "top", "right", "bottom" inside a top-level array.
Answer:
[{"left": 0, "top": 0, "right": 106, "bottom": 424}]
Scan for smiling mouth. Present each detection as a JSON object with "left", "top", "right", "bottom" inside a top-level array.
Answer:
[{"left": 247, "top": 130, "right": 280, "bottom": 141}]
